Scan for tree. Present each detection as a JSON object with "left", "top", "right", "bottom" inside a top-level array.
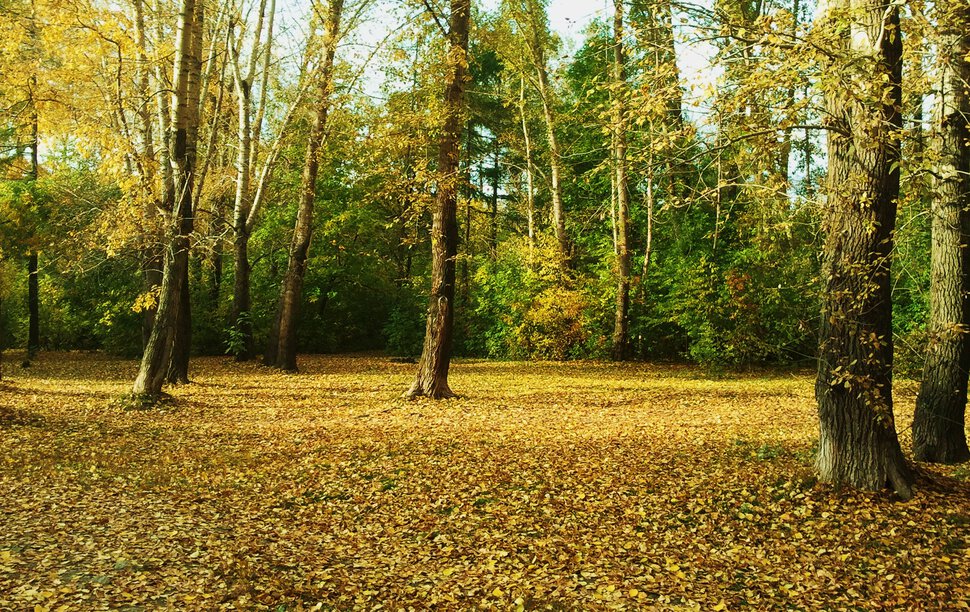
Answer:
[
  {"left": 505, "top": 0, "right": 568, "bottom": 271},
  {"left": 132, "top": 0, "right": 203, "bottom": 398},
  {"left": 228, "top": 0, "right": 280, "bottom": 361},
  {"left": 610, "top": 0, "right": 631, "bottom": 361},
  {"left": 913, "top": 1, "right": 970, "bottom": 464},
  {"left": 405, "top": 0, "right": 470, "bottom": 398},
  {"left": 814, "top": 0, "right": 912, "bottom": 497},
  {"left": 166, "top": 0, "right": 205, "bottom": 385},
  {"left": 264, "top": 0, "right": 345, "bottom": 371}
]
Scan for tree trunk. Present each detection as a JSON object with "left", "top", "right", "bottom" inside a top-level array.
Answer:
[
  {"left": 27, "top": 251, "right": 39, "bottom": 356},
  {"left": 490, "top": 140, "right": 499, "bottom": 255},
  {"left": 405, "top": 0, "right": 470, "bottom": 399},
  {"left": 166, "top": 0, "right": 203, "bottom": 385},
  {"left": 913, "top": 2, "right": 970, "bottom": 464},
  {"left": 27, "top": 53, "right": 39, "bottom": 359},
  {"left": 227, "top": 0, "right": 266, "bottom": 362},
  {"left": 519, "top": 77, "right": 535, "bottom": 257},
  {"left": 535, "top": 62, "right": 567, "bottom": 271},
  {"left": 132, "top": 0, "right": 198, "bottom": 399},
  {"left": 231, "top": 229, "right": 253, "bottom": 359},
  {"left": 815, "top": 0, "right": 912, "bottom": 497},
  {"left": 138, "top": 0, "right": 162, "bottom": 355},
  {"left": 611, "top": 0, "right": 631, "bottom": 362},
  {"left": 264, "top": 0, "right": 343, "bottom": 371}
]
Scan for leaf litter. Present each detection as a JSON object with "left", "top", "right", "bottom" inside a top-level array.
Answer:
[{"left": 1, "top": 352, "right": 968, "bottom": 610}]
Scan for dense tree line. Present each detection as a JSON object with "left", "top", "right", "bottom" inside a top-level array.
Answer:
[{"left": 0, "top": 0, "right": 967, "bottom": 495}]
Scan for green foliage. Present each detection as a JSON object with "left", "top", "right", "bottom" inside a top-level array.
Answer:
[
  {"left": 224, "top": 310, "right": 252, "bottom": 358},
  {"left": 383, "top": 283, "right": 426, "bottom": 359}
]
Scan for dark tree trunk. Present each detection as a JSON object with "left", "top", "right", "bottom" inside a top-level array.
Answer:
[
  {"left": 611, "top": 0, "right": 630, "bottom": 362},
  {"left": 490, "top": 139, "right": 499, "bottom": 256},
  {"left": 264, "top": 0, "right": 343, "bottom": 371},
  {"left": 27, "top": 55, "right": 39, "bottom": 359},
  {"left": 913, "top": 2, "right": 970, "bottom": 464},
  {"left": 166, "top": 0, "right": 203, "bottom": 386},
  {"left": 166, "top": 265, "right": 192, "bottom": 384},
  {"left": 132, "top": 0, "right": 199, "bottom": 399},
  {"left": 27, "top": 251, "right": 39, "bottom": 356},
  {"left": 142, "top": 250, "right": 163, "bottom": 350},
  {"left": 405, "top": 0, "right": 470, "bottom": 399},
  {"left": 815, "top": 0, "right": 912, "bottom": 498},
  {"left": 231, "top": 229, "right": 253, "bottom": 360}
]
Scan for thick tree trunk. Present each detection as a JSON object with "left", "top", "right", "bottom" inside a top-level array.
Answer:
[
  {"left": 913, "top": 3, "right": 970, "bottom": 464},
  {"left": 132, "top": 0, "right": 198, "bottom": 399},
  {"left": 264, "top": 0, "right": 343, "bottom": 371},
  {"left": 815, "top": 0, "right": 912, "bottom": 497},
  {"left": 405, "top": 0, "right": 470, "bottom": 399},
  {"left": 611, "top": 0, "right": 630, "bottom": 362}
]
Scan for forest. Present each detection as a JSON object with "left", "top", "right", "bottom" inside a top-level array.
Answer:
[{"left": 1, "top": 0, "right": 969, "bottom": 608}]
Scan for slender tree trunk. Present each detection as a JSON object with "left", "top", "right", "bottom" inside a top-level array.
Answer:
[
  {"left": 26, "top": 63, "right": 40, "bottom": 357},
  {"left": 815, "top": 0, "right": 912, "bottom": 497},
  {"left": 133, "top": 0, "right": 198, "bottom": 399},
  {"left": 611, "top": 0, "right": 631, "bottom": 362},
  {"left": 167, "top": 0, "right": 204, "bottom": 385},
  {"left": 641, "top": 152, "right": 654, "bottom": 282},
  {"left": 490, "top": 139, "right": 499, "bottom": 255},
  {"left": 264, "top": 0, "right": 343, "bottom": 371},
  {"left": 779, "top": 0, "right": 799, "bottom": 187},
  {"left": 133, "top": 0, "right": 162, "bottom": 351},
  {"left": 405, "top": 0, "right": 470, "bottom": 399},
  {"left": 228, "top": 0, "right": 273, "bottom": 361},
  {"left": 913, "top": 2, "right": 970, "bottom": 464},
  {"left": 519, "top": 77, "right": 535, "bottom": 257},
  {"left": 231, "top": 69, "right": 255, "bottom": 359},
  {"left": 535, "top": 64, "right": 567, "bottom": 270},
  {"left": 27, "top": 251, "right": 39, "bottom": 355}
]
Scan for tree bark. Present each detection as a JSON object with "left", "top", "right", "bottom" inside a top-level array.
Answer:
[
  {"left": 133, "top": 0, "right": 198, "bottom": 398},
  {"left": 534, "top": 54, "right": 567, "bottom": 271},
  {"left": 27, "top": 251, "right": 39, "bottom": 355},
  {"left": 133, "top": 0, "right": 162, "bottom": 351},
  {"left": 228, "top": 0, "right": 274, "bottom": 361},
  {"left": 405, "top": 0, "right": 470, "bottom": 399},
  {"left": 518, "top": 0, "right": 567, "bottom": 270},
  {"left": 815, "top": 0, "right": 912, "bottom": 497},
  {"left": 264, "top": 0, "right": 344, "bottom": 371},
  {"left": 27, "top": 42, "right": 39, "bottom": 358},
  {"left": 611, "top": 0, "right": 631, "bottom": 362},
  {"left": 519, "top": 77, "right": 535, "bottom": 257},
  {"left": 167, "top": 0, "right": 204, "bottom": 385},
  {"left": 913, "top": 2, "right": 970, "bottom": 464}
]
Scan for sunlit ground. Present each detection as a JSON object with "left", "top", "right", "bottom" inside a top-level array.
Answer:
[{"left": 1, "top": 352, "right": 968, "bottom": 610}]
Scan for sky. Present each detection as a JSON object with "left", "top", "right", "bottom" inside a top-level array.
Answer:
[{"left": 264, "top": 0, "right": 718, "bottom": 119}]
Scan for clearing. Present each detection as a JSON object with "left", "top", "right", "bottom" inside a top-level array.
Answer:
[{"left": 1, "top": 352, "right": 968, "bottom": 610}]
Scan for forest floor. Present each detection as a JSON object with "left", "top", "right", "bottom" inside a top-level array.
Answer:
[{"left": 1, "top": 352, "right": 969, "bottom": 611}]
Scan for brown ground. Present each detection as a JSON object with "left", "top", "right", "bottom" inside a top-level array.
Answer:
[{"left": 1, "top": 352, "right": 968, "bottom": 610}]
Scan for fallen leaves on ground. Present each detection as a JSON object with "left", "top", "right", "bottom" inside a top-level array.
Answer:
[{"left": 1, "top": 352, "right": 968, "bottom": 610}]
